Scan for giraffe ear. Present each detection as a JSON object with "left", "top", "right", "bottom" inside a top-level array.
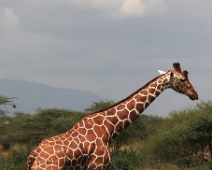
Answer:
[{"left": 158, "top": 70, "right": 166, "bottom": 75}]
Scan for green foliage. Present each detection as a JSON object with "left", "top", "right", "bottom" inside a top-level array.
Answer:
[
  {"left": 0, "top": 95, "right": 16, "bottom": 116},
  {"left": 0, "top": 147, "right": 31, "bottom": 170},
  {"left": 0, "top": 95, "right": 15, "bottom": 106},
  {"left": 147, "top": 100, "right": 212, "bottom": 167},
  {"left": 110, "top": 149, "right": 142, "bottom": 170},
  {"left": 84, "top": 99, "right": 115, "bottom": 113},
  {"left": 0, "top": 108, "right": 85, "bottom": 147}
]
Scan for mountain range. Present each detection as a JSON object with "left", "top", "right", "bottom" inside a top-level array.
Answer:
[{"left": 0, "top": 79, "right": 103, "bottom": 115}]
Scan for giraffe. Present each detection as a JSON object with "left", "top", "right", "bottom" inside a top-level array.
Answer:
[{"left": 25, "top": 62, "right": 198, "bottom": 170}]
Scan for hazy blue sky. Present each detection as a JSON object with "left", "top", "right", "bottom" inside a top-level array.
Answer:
[{"left": 0, "top": 0, "right": 211, "bottom": 116}]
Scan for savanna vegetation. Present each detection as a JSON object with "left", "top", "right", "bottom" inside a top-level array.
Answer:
[{"left": 0, "top": 95, "right": 212, "bottom": 170}]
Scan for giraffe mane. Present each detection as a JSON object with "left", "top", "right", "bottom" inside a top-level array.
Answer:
[{"left": 87, "top": 74, "right": 163, "bottom": 115}]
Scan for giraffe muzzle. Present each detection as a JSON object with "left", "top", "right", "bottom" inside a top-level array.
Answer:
[{"left": 189, "top": 92, "right": 198, "bottom": 100}]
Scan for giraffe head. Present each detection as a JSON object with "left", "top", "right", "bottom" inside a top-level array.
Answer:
[{"left": 159, "top": 62, "right": 198, "bottom": 100}]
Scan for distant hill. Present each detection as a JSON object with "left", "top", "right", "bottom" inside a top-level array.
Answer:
[{"left": 0, "top": 79, "right": 103, "bottom": 114}]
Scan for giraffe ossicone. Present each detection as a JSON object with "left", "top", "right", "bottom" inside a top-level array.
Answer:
[{"left": 25, "top": 62, "right": 198, "bottom": 170}]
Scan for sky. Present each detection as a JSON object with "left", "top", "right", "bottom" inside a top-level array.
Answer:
[{"left": 0, "top": 0, "right": 212, "bottom": 117}]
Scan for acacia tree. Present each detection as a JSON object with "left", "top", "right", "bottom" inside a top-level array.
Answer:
[
  {"left": 84, "top": 99, "right": 115, "bottom": 113},
  {"left": 0, "top": 95, "right": 16, "bottom": 115},
  {"left": 149, "top": 100, "right": 212, "bottom": 166},
  {"left": 0, "top": 95, "right": 16, "bottom": 149}
]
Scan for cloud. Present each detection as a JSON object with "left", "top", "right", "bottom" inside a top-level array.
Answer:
[
  {"left": 118, "top": 0, "right": 167, "bottom": 17},
  {"left": 72, "top": 0, "right": 167, "bottom": 18},
  {"left": 3, "top": 8, "right": 20, "bottom": 31}
]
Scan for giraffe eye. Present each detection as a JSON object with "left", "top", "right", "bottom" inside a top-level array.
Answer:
[{"left": 181, "top": 78, "right": 185, "bottom": 82}]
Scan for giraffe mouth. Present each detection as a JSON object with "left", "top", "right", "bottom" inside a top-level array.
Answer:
[{"left": 189, "top": 93, "right": 198, "bottom": 100}]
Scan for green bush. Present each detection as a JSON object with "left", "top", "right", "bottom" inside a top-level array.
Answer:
[
  {"left": 0, "top": 108, "right": 85, "bottom": 148},
  {"left": 0, "top": 147, "right": 30, "bottom": 170},
  {"left": 110, "top": 149, "right": 142, "bottom": 170},
  {"left": 145, "top": 100, "right": 212, "bottom": 167}
]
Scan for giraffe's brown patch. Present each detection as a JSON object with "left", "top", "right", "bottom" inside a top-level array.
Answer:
[
  {"left": 86, "top": 130, "right": 96, "bottom": 142},
  {"left": 82, "top": 141, "right": 90, "bottom": 154},
  {"left": 123, "top": 119, "right": 131, "bottom": 129},
  {"left": 104, "top": 120, "right": 114, "bottom": 134},
  {"left": 116, "top": 104, "right": 125, "bottom": 111},
  {"left": 55, "top": 139, "right": 63, "bottom": 145},
  {"left": 40, "top": 162, "right": 46, "bottom": 169},
  {"left": 74, "top": 148, "right": 81, "bottom": 159},
  {"left": 154, "top": 90, "right": 160, "bottom": 96},
  {"left": 129, "top": 110, "right": 138, "bottom": 120},
  {"left": 45, "top": 147, "right": 54, "bottom": 155},
  {"left": 158, "top": 79, "right": 162, "bottom": 84},
  {"left": 126, "top": 100, "right": 135, "bottom": 110},
  {"left": 148, "top": 95, "right": 156, "bottom": 103},
  {"left": 95, "top": 138, "right": 103, "bottom": 146},
  {"left": 137, "top": 95, "right": 147, "bottom": 103},
  {"left": 48, "top": 155, "right": 59, "bottom": 164},
  {"left": 64, "top": 130, "right": 73, "bottom": 138},
  {"left": 78, "top": 127, "right": 87, "bottom": 136},
  {"left": 78, "top": 120, "right": 84, "bottom": 127},
  {"left": 53, "top": 136, "right": 60, "bottom": 141},
  {"left": 115, "top": 122, "right": 124, "bottom": 132},
  {"left": 84, "top": 119, "right": 94, "bottom": 129},
  {"left": 70, "top": 140, "right": 78, "bottom": 149},
  {"left": 93, "top": 116, "right": 104, "bottom": 125},
  {"left": 95, "top": 156, "right": 104, "bottom": 166},
  {"left": 103, "top": 152, "right": 111, "bottom": 165},
  {"left": 34, "top": 157, "right": 45, "bottom": 167},
  {"left": 141, "top": 89, "right": 148, "bottom": 95},
  {"left": 93, "top": 125, "right": 103, "bottom": 136},
  {"left": 57, "top": 150, "right": 65, "bottom": 159},
  {"left": 59, "top": 135, "right": 66, "bottom": 141},
  {"left": 150, "top": 82, "right": 156, "bottom": 88},
  {"left": 117, "top": 110, "right": 128, "bottom": 120},
  {"left": 107, "top": 116, "right": 119, "bottom": 125},
  {"left": 79, "top": 134, "right": 87, "bottom": 143},
  {"left": 62, "top": 145, "right": 68, "bottom": 155},
  {"left": 72, "top": 131, "right": 78, "bottom": 138},
  {"left": 90, "top": 154, "right": 97, "bottom": 163},
  {"left": 101, "top": 125, "right": 110, "bottom": 142},
  {"left": 54, "top": 145, "right": 62, "bottom": 154},
  {"left": 157, "top": 84, "right": 162, "bottom": 90},
  {"left": 44, "top": 140, "right": 54, "bottom": 146},
  {"left": 90, "top": 142, "right": 96, "bottom": 153},
  {"left": 144, "top": 102, "right": 150, "bottom": 109},
  {"left": 73, "top": 123, "right": 79, "bottom": 130},
  {"left": 40, "top": 150, "right": 50, "bottom": 159},
  {"left": 134, "top": 94, "right": 141, "bottom": 101},
  {"left": 148, "top": 87, "right": 155, "bottom": 94},
  {"left": 136, "top": 102, "right": 144, "bottom": 111},
  {"left": 106, "top": 108, "right": 116, "bottom": 116}
]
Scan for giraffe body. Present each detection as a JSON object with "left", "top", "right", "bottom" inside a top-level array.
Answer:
[{"left": 26, "top": 63, "right": 198, "bottom": 170}]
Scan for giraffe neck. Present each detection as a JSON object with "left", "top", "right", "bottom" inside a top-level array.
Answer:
[{"left": 102, "top": 73, "right": 169, "bottom": 141}]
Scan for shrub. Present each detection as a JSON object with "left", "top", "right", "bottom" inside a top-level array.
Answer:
[
  {"left": 0, "top": 147, "right": 31, "bottom": 170},
  {"left": 110, "top": 149, "right": 142, "bottom": 170}
]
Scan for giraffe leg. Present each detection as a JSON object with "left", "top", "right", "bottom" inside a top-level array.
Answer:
[
  {"left": 87, "top": 146, "right": 111, "bottom": 170},
  {"left": 30, "top": 158, "right": 62, "bottom": 170}
]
